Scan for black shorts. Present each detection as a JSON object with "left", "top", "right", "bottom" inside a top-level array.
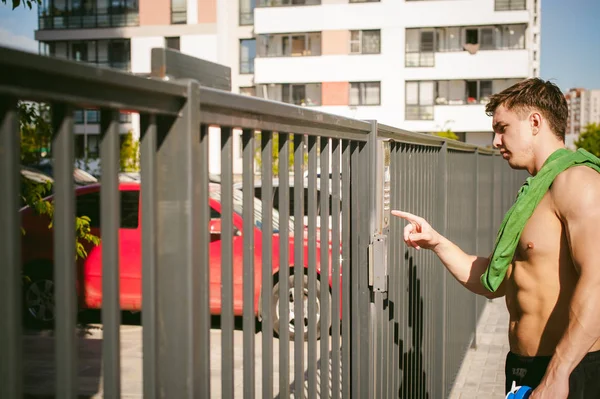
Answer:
[{"left": 505, "top": 349, "right": 600, "bottom": 398}]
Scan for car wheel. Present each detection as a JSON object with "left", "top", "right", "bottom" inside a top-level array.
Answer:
[
  {"left": 272, "top": 273, "right": 330, "bottom": 342},
  {"left": 23, "top": 268, "right": 55, "bottom": 329}
]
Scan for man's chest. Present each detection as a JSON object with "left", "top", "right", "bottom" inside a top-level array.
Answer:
[{"left": 514, "top": 193, "right": 564, "bottom": 262}]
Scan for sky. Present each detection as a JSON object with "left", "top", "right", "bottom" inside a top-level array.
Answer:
[{"left": 0, "top": 0, "right": 599, "bottom": 92}]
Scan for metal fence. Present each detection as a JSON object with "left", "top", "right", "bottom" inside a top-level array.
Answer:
[{"left": 0, "top": 46, "right": 528, "bottom": 399}]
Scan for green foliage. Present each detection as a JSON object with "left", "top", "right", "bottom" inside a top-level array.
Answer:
[
  {"left": 120, "top": 130, "right": 140, "bottom": 172},
  {"left": 433, "top": 129, "right": 460, "bottom": 141},
  {"left": 574, "top": 123, "right": 600, "bottom": 158},
  {"left": 2, "top": 0, "right": 41, "bottom": 10},
  {"left": 19, "top": 102, "right": 52, "bottom": 164},
  {"left": 19, "top": 101, "right": 100, "bottom": 260},
  {"left": 254, "top": 133, "right": 308, "bottom": 175}
]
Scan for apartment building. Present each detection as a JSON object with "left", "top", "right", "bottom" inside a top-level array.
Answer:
[
  {"left": 34, "top": 0, "right": 540, "bottom": 172},
  {"left": 565, "top": 87, "right": 600, "bottom": 149},
  {"left": 251, "top": 0, "right": 540, "bottom": 147}
]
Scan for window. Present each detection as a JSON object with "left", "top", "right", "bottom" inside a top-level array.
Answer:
[
  {"left": 436, "top": 27, "right": 461, "bottom": 52},
  {"left": 171, "top": 0, "right": 187, "bottom": 24},
  {"left": 433, "top": 78, "right": 522, "bottom": 106},
  {"left": 495, "top": 0, "right": 526, "bottom": 11},
  {"left": 38, "top": 0, "right": 139, "bottom": 30},
  {"left": 165, "top": 37, "right": 180, "bottom": 51},
  {"left": 239, "top": 0, "right": 255, "bottom": 25},
  {"left": 75, "top": 190, "right": 140, "bottom": 229},
  {"left": 257, "top": 32, "right": 321, "bottom": 57},
  {"left": 240, "top": 39, "right": 256, "bottom": 74},
  {"left": 120, "top": 190, "right": 140, "bottom": 229},
  {"left": 499, "top": 25, "right": 526, "bottom": 49},
  {"left": 405, "top": 81, "right": 434, "bottom": 120},
  {"left": 256, "top": 83, "right": 322, "bottom": 106},
  {"left": 350, "top": 30, "right": 381, "bottom": 54},
  {"left": 240, "top": 86, "right": 256, "bottom": 96},
  {"left": 406, "top": 24, "right": 526, "bottom": 63},
  {"left": 405, "top": 28, "right": 434, "bottom": 67},
  {"left": 350, "top": 82, "right": 381, "bottom": 106},
  {"left": 257, "top": 0, "right": 320, "bottom": 6},
  {"left": 76, "top": 192, "right": 101, "bottom": 228}
]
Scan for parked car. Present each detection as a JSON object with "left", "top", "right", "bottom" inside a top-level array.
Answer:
[
  {"left": 20, "top": 182, "right": 339, "bottom": 340},
  {"left": 233, "top": 176, "right": 342, "bottom": 231},
  {"left": 30, "top": 159, "right": 98, "bottom": 186}
]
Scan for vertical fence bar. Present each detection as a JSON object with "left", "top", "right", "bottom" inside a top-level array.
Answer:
[
  {"left": 388, "top": 142, "right": 398, "bottom": 399},
  {"left": 359, "top": 139, "right": 371, "bottom": 399},
  {"left": 198, "top": 123, "right": 211, "bottom": 397},
  {"left": 277, "top": 132, "right": 290, "bottom": 399},
  {"left": 243, "top": 128, "right": 256, "bottom": 399},
  {"left": 341, "top": 139, "right": 352, "bottom": 399},
  {"left": 155, "top": 81, "right": 202, "bottom": 398},
  {"left": 293, "top": 134, "right": 305, "bottom": 399},
  {"left": 100, "top": 108, "right": 121, "bottom": 398},
  {"left": 331, "top": 138, "right": 342, "bottom": 399},
  {"left": 221, "top": 126, "right": 235, "bottom": 399},
  {"left": 471, "top": 150, "right": 479, "bottom": 349},
  {"left": 408, "top": 145, "right": 416, "bottom": 398},
  {"left": 307, "top": 135, "right": 318, "bottom": 399},
  {"left": 437, "top": 142, "right": 448, "bottom": 398},
  {"left": 319, "top": 136, "right": 331, "bottom": 399},
  {"left": 366, "top": 121, "right": 380, "bottom": 399},
  {"left": 350, "top": 141, "right": 361, "bottom": 399},
  {"left": 0, "top": 98, "right": 21, "bottom": 399},
  {"left": 261, "top": 130, "right": 274, "bottom": 399},
  {"left": 141, "top": 113, "right": 158, "bottom": 399},
  {"left": 52, "top": 103, "right": 77, "bottom": 399}
]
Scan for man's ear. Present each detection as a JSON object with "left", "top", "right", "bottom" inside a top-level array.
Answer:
[{"left": 530, "top": 112, "right": 542, "bottom": 135}]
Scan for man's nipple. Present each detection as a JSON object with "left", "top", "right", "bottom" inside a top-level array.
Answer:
[{"left": 526, "top": 242, "right": 534, "bottom": 250}]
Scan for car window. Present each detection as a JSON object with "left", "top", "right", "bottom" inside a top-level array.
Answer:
[
  {"left": 120, "top": 190, "right": 140, "bottom": 229},
  {"left": 76, "top": 192, "right": 101, "bottom": 228},
  {"left": 75, "top": 190, "right": 140, "bottom": 229}
]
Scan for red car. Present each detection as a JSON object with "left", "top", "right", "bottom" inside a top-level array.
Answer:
[{"left": 20, "top": 182, "right": 339, "bottom": 340}]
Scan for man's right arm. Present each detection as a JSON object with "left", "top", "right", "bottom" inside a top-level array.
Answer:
[
  {"left": 432, "top": 236, "right": 506, "bottom": 298},
  {"left": 392, "top": 210, "right": 505, "bottom": 299}
]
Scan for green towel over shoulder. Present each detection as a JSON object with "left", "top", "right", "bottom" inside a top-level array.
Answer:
[{"left": 481, "top": 147, "right": 600, "bottom": 292}]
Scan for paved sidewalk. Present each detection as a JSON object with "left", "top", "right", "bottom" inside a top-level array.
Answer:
[{"left": 449, "top": 298, "right": 511, "bottom": 399}]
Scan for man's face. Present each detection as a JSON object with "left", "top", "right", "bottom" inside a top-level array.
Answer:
[{"left": 491, "top": 105, "right": 534, "bottom": 170}]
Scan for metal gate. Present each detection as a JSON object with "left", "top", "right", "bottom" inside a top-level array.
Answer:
[{"left": 0, "top": 46, "right": 527, "bottom": 398}]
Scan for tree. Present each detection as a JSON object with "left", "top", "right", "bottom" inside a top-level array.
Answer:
[
  {"left": 120, "top": 130, "right": 140, "bottom": 172},
  {"left": 574, "top": 123, "right": 600, "bottom": 158},
  {"left": 1, "top": 0, "right": 41, "bottom": 9},
  {"left": 254, "top": 132, "right": 308, "bottom": 175},
  {"left": 433, "top": 129, "right": 459, "bottom": 141},
  {"left": 19, "top": 102, "right": 100, "bottom": 260}
]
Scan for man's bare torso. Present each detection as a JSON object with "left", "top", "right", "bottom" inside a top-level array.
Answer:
[{"left": 505, "top": 183, "right": 600, "bottom": 356}]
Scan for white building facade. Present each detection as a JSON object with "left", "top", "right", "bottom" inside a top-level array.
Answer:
[
  {"left": 34, "top": 0, "right": 540, "bottom": 174},
  {"left": 252, "top": 0, "right": 541, "bottom": 148}
]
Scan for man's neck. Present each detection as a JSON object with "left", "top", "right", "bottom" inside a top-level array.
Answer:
[{"left": 531, "top": 141, "right": 566, "bottom": 176}]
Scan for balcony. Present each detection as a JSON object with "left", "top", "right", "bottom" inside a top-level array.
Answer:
[{"left": 38, "top": 12, "right": 139, "bottom": 29}]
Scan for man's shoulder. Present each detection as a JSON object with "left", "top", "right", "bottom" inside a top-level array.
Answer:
[{"left": 550, "top": 165, "right": 600, "bottom": 216}]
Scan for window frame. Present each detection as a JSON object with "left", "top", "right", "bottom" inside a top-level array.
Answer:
[
  {"left": 257, "top": 32, "right": 322, "bottom": 58},
  {"left": 349, "top": 81, "right": 381, "bottom": 106},
  {"left": 239, "top": 38, "right": 256, "bottom": 74},
  {"left": 405, "top": 81, "right": 434, "bottom": 120},
  {"left": 349, "top": 29, "right": 381, "bottom": 55},
  {"left": 494, "top": 0, "right": 526, "bottom": 11}
]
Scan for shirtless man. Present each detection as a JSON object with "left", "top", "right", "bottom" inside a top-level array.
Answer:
[{"left": 392, "top": 78, "right": 600, "bottom": 398}]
